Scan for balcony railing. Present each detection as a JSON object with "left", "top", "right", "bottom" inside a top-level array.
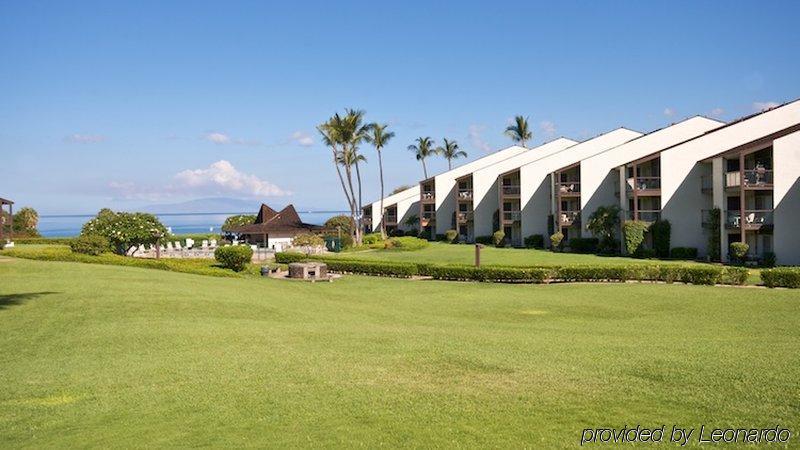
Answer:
[
  {"left": 384, "top": 215, "right": 398, "bottom": 224},
  {"left": 457, "top": 211, "right": 474, "bottom": 222},
  {"left": 457, "top": 189, "right": 473, "bottom": 200},
  {"left": 501, "top": 185, "right": 521, "bottom": 196},
  {"left": 421, "top": 191, "right": 435, "bottom": 200},
  {"left": 502, "top": 210, "right": 521, "bottom": 222},
  {"left": 626, "top": 177, "right": 661, "bottom": 191},
  {"left": 556, "top": 182, "right": 581, "bottom": 194},
  {"left": 626, "top": 210, "right": 661, "bottom": 222},
  {"left": 558, "top": 210, "right": 580, "bottom": 226},
  {"left": 725, "top": 170, "right": 774, "bottom": 188},
  {"left": 726, "top": 210, "right": 773, "bottom": 229}
]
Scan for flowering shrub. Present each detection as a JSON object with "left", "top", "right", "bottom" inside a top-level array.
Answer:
[{"left": 81, "top": 209, "right": 168, "bottom": 255}]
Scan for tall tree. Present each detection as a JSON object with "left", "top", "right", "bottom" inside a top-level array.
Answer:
[
  {"left": 437, "top": 138, "right": 467, "bottom": 170},
  {"left": 365, "top": 123, "right": 395, "bottom": 238},
  {"left": 505, "top": 115, "right": 533, "bottom": 147},
  {"left": 408, "top": 136, "right": 438, "bottom": 179}
]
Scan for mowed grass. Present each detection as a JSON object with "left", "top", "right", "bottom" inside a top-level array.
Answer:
[
  {"left": 343, "top": 241, "right": 707, "bottom": 266},
  {"left": 1, "top": 258, "right": 798, "bottom": 448}
]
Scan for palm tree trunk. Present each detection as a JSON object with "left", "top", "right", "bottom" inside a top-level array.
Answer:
[
  {"left": 448, "top": 158, "right": 452, "bottom": 170},
  {"left": 331, "top": 148, "right": 353, "bottom": 214},
  {"left": 354, "top": 158, "right": 363, "bottom": 231},
  {"left": 344, "top": 162, "right": 361, "bottom": 246},
  {"left": 422, "top": 158, "right": 428, "bottom": 179},
  {"left": 378, "top": 149, "right": 386, "bottom": 239}
]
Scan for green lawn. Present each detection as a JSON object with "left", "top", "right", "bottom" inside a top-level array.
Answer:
[
  {"left": 342, "top": 242, "right": 707, "bottom": 266},
  {"left": 1, "top": 257, "right": 798, "bottom": 447}
]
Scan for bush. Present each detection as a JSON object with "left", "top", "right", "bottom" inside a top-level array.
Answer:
[
  {"left": 568, "top": 237, "right": 598, "bottom": 254},
  {"left": 586, "top": 205, "right": 621, "bottom": 245},
  {"left": 670, "top": 247, "right": 698, "bottom": 260},
  {"left": 762, "top": 252, "right": 776, "bottom": 268},
  {"left": 650, "top": 220, "right": 671, "bottom": 258},
  {"left": 707, "top": 208, "right": 721, "bottom": 262},
  {"left": 762, "top": 268, "right": 800, "bottom": 288},
  {"left": 391, "top": 229, "right": 405, "bottom": 237},
  {"left": 722, "top": 267, "right": 749, "bottom": 286},
  {"left": 475, "top": 235, "right": 493, "bottom": 245},
  {"left": 214, "top": 245, "right": 254, "bottom": 272},
  {"left": 418, "top": 264, "right": 549, "bottom": 283},
  {"left": 69, "top": 235, "right": 111, "bottom": 255},
  {"left": 492, "top": 230, "right": 506, "bottom": 247},
  {"left": 362, "top": 233, "right": 383, "bottom": 245},
  {"left": 623, "top": 221, "right": 649, "bottom": 255},
  {"left": 445, "top": 229, "right": 458, "bottom": 243},
  {"left": 549, "top": 232, "right": 564, "bottom": 251},
  {"left": 597, "top": 237, "right": 619, "bottom": 255},
  {"left": 292, "top": 233, "right": 324, "bottom": 247},
  {"left": 635, "top": 248, "right": 656, "bottom": 259},
  {"left": 81, "top": 209, "right": 168, "bottom": 255},
  {"left": 386, "top": 236, "right": 429, "bottom": 251},
  {"left": 221, "top": 214, "right": 256, "bottom": 232},
  {"left": 324, "top": 215, "right": 353, "bottom": 234},
  {"left": 524, "top": 234, "right": 544, "bottom": 249},
  {"left": 729, "top": 242, "right": 749, "bottom": 263}
]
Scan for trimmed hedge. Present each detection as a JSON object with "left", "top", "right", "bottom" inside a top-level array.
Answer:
[
  {"left": 214, "top": 245, "right": 253, "bottom": 272},
  {"left": 524, "top": 234, "right": 545, "bottom": 249},
  {"left": 761, "top": 268, "right": 800, "bottom": 288},
  {"left": 275, "top": 252, "right": 749, "bottom": 286},
  {"left": 69, "top": 235, "right": 111, "bottom": 256}
]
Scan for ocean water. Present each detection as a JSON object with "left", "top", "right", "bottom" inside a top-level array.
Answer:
[{"left": 37, "top": 212, "right": 346, "bottom": 237}]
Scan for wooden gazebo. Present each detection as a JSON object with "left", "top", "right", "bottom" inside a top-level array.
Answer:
[{"left": 0, "top": 197, "right": 13, "bottom": 243}]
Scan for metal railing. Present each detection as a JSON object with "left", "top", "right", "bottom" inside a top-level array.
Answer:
[
  {"left": 558, "top": 210, "right": 580, "bottom": 226},
  {"left": 626, "top": 210, "right": 661, "bottom": 222},
  {"left": 726, "top": 210, "right": 773, "bottom": 228},
  {"left": 457, "top": 189, "right": 473, "bottom": 200},
  {"left": 725, "top": 170, "right": 774, "bottom": 188},
  {"left": 556, "top": 182, "right": 581, "bottom": 194},
  {"left": 384, "top": 215, "right": 398, "bottom": 224},
  {"left": 502, "top": 210, "right": 521, "bottom": 222},
  {"left": 626, "top": 177, "right": 661, "bottom": 191},
  {"left": 457, "top": 211, "right": 474, "bottom": 222},
  {"left": 421, "top": 191, "right": 435, "bottom": 200},
  {"left": 501, "top": 185, "right": 521, "bottom": 195}
]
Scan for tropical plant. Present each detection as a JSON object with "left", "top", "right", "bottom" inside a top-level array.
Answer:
[
  {"left": 492, "top": 230, "right": 506, "bottom": 247},
  {"left": 13, "top": 207, "right": 39, "bottom": 235},
  {"left": 622, "top": 221, "right": 649, "bottom": 256},
  {"left": 504, "top": 115, "right": 533, "bottom": 147},
  {"left": 324, "top": 215, "right": 352, "bottom": 234},
  {"left": 586, "top": 205, "right": 620, "bottom": 242},
  {"left": 550, "top": 232, "right": 564, "bottom": 251},
  {"left": 221, "top": 214, "right": 256, "bottom": 232},
  {"left": 292, "top": 233, "right": 325, "bottom": 247},
  {"left": 408, "top": 137, "right": 438, "bottom": 179},
  {"left": 729, "top": 242, "right": 749, "bottom": 264},
  {"left": 365, "top": 123, "right": 395, "bottom": 238},
  {"left": 437, "top": 138, "right": 467, "bottom": 170},
  {"left": 81, "top": 209, "right": 168, "bottom": 255}
]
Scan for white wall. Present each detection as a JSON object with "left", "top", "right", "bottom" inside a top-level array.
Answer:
[
  {"left": 520, "top": 128, "right": 643, "bottom": 239},
  {"left": 773, "top": 130, "right": 800, "bottom": 265},
  {"left": 661, "top": 100, "right": 800, "bottom": 256},
  {"left": 579, "top": 117, "right": 723, "bottom": 236},
  {"left": 432, "top": 145, "right": 529, "bottom": 234},
  {"left": 367, "top": 185, "right": 420, "bottom": 232},
  {"left": 471, "top": 138, "right": 578, "bottom": 237}
]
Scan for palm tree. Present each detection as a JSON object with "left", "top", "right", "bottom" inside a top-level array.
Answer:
[
  {"left": 505, "top": 115, "right": 533, "bottom": 147},
  {"left": 437, "top": 138, "right": 467, "bottom": 170},
  {"left": 408, "top": 137, "right": 438, "bottom": 179},
  {"left": 365, "top": 123, "right": 395, "bottom": 238}
]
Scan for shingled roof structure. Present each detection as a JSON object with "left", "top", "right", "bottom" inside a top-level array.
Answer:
[{"left": 231, "top": 204, "right": 323, "bottom": 237}]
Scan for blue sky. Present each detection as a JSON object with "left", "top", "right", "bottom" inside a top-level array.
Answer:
[{"left": 2, "top": 0, "right": 799, "bottom": 214}]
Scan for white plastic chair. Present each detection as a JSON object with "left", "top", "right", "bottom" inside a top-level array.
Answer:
[
  {"left": 186, "top": 238, "right": 194, "bottom": 249},
  {"left": 166, "top": 242, "right": 174, "bottom": 252},
  {"left": 210, "top": 239, "right": 217, "bottom": 248},
  {"left": 202, "top": 240, "right": 209, "bottom": 249},
  {"left": 175, "top": 241, "right": 182, "bottom": 251}
]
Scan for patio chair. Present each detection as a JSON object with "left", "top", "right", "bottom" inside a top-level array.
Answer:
[
  {"left": 201, "top": 240, "right": 209, "bottom": 249},
  {"left": 175, "top": 241, "right": 182, "bottom": 251},
  {"left": 745, "top": 213, "right": 756, "bottom": 224},
  {"left": 210, "top": 239, "right": 217, "bottom": 248},
  {"left": 185, "top": 238, "right": 194, "bottom": 249},
  {"left": 166, "top": 242, "right": 174, "bottom": 252}
]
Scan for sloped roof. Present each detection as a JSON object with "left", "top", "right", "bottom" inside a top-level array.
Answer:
[{"left": 232, "top": 204, "right": 323, "bottom": 234}]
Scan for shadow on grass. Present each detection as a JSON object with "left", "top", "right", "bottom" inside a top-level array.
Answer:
[{"left": 0, "top": 291, "right": 59, "bottom": 310}]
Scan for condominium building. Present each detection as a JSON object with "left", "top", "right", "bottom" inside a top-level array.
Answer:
[{"left": 363, "top": 185, "right": 420, "bottom": 234}]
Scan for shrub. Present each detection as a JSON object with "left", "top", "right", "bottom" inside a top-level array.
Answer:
[
  {"left": 762, "top": 252, "right": 776, "bottom": 268},
  {"left": 623, "top": 221, "right": 649, "bottom": 255},
  {"left": 762, "top": 268, "right": 800, "bottom": 288},
  {"left": 524, "top": 234, "right": 545, "bottom": 249},
  {"left": 549, "top": 232, "right": 564, "bottom": 251},
  {"left": 327, "top": 259, "right": 418, "bottom": 277},
  {"left": 214, "top": 245, "right": 253, "bottom": 272},
  {"left": 707, "top": 208, "right": 721, "bottom": 262},
  {"left": 12, "top": 206, "right": 40, "bottom": 236},
  {"left": 435, "top": 234, "right": 447, "bottom": 242},
  {"left": 418, "top": 264, "right": 549, "bottom": 283},
  {"left": 81, "top": 209, "right": 168, "bottom": 255},
  {"left": 492, "top": 230, "right": 506, "bottom": 247},
  {"left": 650, "top": 220, "right": 671, "bottom": 258},
  {"left": 669, "top": 247, "right": 698, "bottom": 260},
  {"left": 362, "top": 233, "right": 383, "bottom": 245},
  {"left": 324, "top": 215, "right": 353, "bottom": 234},
  {"left": 386, "top": 236, "right": 429, "bottom": 251},
  {"left": 586, "top": 205, "right": 621, "bottom": 244},
  {"left": 635, "top": 248, "right": 656, "bottom": 259},
  {"left": 69, "top": 235, "right": 111, "bottom": 255},
  {"left": 729, "top": 242, "right": 749, "bottom": 264},
  {"left": 445, "top": 229, "right": 458, "bottom": 243},
  {"left": 292, "top": 233, "right": 324, "bottom": 247},
  {"left": 721, "top": 267, "right": 749, "bottom": 286},
  {"left": 597, "top": 237, "right": 619, "bottom": 255},
  {"left": 221, "top": 214, "right": 256, "bottom": 232},
  {"left": 392, "top": 229, "right": 405, "bottom": 237},
  {"left": 568, "top": 237, "right": 598, "bottom": 254},
  {"left": 475, "top": 235, "right": 493, "bottom": 245}
]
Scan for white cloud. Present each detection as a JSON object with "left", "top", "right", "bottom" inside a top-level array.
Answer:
[
  {"left": 753, "top": 101, "right": 780, "bottom": 112},
  {"left": 109, "top": 160, "right": 289, "bottom": 200},
  {"left": 663, "top": 108, "right": 675, "bottom": 117},
  {"left": 710, "top": 108, "right": 725, "bottom": 118},
  {"left": 64, "top": 134, "right": 106, "bottom": 144},
  {"left": 290, "top": 131, "right": 314, "bottom": 147},
  {"left": 204, "top": 132, "right": 231, "bottom": 144},
  {"left": 468, "top": 124, "right": 491, "bottom": 152},
  {"left": 539, "top": 120, "right": 556, "bottom": 137}
]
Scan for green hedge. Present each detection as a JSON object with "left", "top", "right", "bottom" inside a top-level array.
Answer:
[
  {"left": 13, "top": 237, "right": 75, "bottom": 245},
  {"left": 275, "top": 252, "right": 749, "bottom": 286},
  {"left": 761, "top": 268, "right": 800, "bottom": 288}
]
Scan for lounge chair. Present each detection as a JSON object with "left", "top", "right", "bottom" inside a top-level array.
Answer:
[
  {"left": 166, "top": 242, "right": 174, "bottom": 252},
  {"left": 201, "top": 240, "right": 209, "bottom": 249},
  {"left": 185, "top": 238, "right": 194, "bottom": 249},
  {"left": 746, "top": 213, "right": 756, "bottom": 224},
  {"left": 175, "top": 241, "right": 182, "bottom": 251},
  {"left": 210, "top": 239, "right": 217, "bottom": 248}
]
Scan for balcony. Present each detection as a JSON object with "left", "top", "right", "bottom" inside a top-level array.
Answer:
[
  {"left": 556, "top": 182, "right": 581, "bottom": 196},
  {"left": 558, "top": 210, "right": 580, "bottom": 227},
  {"left": 420, "top": 211, "right": 435, "bottom": 227},
  {"left": 626, "top": 177, "right": 661, "bottom": 193},
  {"left": 501, "top": 185, "right": 521, "bottom": 196},
  {"left": 726, "top": 210, "right": 773, "bottom": 230},
  {"left": 457, "top": 211, "right": 474, "bottom": 223},
  {"left": 626, "top": 210, "right": 661, "bottom": 223},
  {"left": 725, "top": 170, "right": 774, "bottom": 189},
  {"left": 502, "top": 210, "right": 521, "bottom": 222},
  {"left": 384, "top": 215, "right": 398, "bottom": 225},
  {"left": 421, "top": 191, "right": 435, "bottom": 201},
  {"left": 457, "top": 189, "right": 473, "bottom": 201}
]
